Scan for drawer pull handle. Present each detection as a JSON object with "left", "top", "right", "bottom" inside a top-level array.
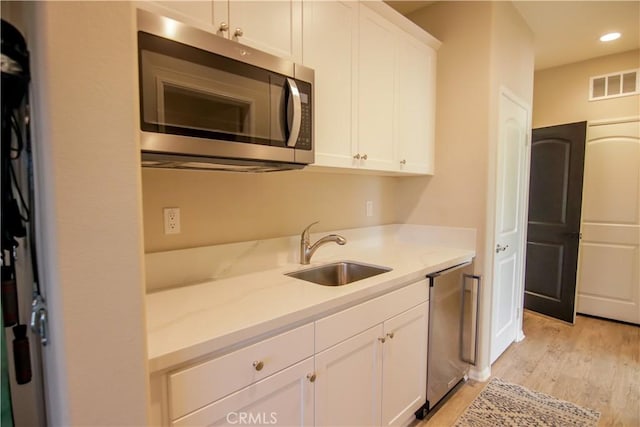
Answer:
[
  {"left": 378, "top": 337, "right": 386, "bottom": 343},
  {"left": 253, "top": 360, "right": 264, "bottom": 371},
  {"left": 307, "top": 373, "right": 316, "bottom": 383},
  {"left": 386, "top": 332, "right": 395, "bottom": 339}
]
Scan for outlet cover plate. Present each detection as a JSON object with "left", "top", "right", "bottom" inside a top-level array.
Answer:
[{"left": 164, "top": 207, "right": 181, "bottom": 234}]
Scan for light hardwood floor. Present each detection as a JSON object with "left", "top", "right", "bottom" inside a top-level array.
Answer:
[{"left": 416, "top": 311, "right": 640, "bottom": 426}]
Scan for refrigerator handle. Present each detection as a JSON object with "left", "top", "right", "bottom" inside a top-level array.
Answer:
[{"left": 460, "top": 274, "right": 481, "bottom": 366}]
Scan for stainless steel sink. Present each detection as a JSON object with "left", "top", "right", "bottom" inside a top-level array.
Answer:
[{"left": 286, "top": 261, "right": 392, "bottom": 286}]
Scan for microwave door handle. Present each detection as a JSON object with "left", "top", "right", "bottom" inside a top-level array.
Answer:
[{"left": 286, "top": 78, "right": 302, "bottom": 147}]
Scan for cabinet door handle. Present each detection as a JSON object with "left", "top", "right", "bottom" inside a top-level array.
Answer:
[
  {"left": 386, "top": 332, "right": 395, "bottom": 339},
  {"left": 378, "top": 337, "right": 386, "bottom": 343},
  {"left": 234, "top": 28, "right": 244, "bottom": 38},
  {"left": 306, "top": 373, "right": 316, "bottom": 383},
  {"left": 353, "top": 153, "right": 361, "bottom": 160},
  {"left": 361, "top": 154, "right": 368, "bottom": 160},
  {"left": 253, "top": 360, "right": 264, "bottom": 371},
  {"left": 400, "top": 159, "right": 406, "bottom": 165},
  {"left": 218, "top": 22, "right": 229, "bottom": 33}
]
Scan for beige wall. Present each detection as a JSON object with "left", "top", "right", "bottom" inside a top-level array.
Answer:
[
  {"left": 533, "top": 49, "right": 640, "bottom": 128},
  {"left": 142, "top": 169, "right": 399, "bottom": 252},
  {"left": 398, "top": 1, "right": 492, "bottom": 239},
  {"left": 400, "top": 1, "right": 534, "bottom": 376},
  {"left": 25, "top": 2, "right": 149, "bottom": 425}
]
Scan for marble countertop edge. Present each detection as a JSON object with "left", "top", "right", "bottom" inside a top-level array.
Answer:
[{"left": 145, "top": 246, "right": 474, "bottom": 373}]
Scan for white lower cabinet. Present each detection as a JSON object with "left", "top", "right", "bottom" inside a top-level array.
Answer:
[
  {"left": 381, "top": 303, "right": 429, "bottom": 426},
  {"left": 173, "top": 358, "right": 314, "bottom": 427},
  {"left": 315, "top": 325, "right": 384, "bottom": 427},
  {"left": 155, "top": 280, "right": 429, "bottom": 426},
  {"left": 314, "top": 303, "right": 429, "bottom": 427},
  {"left": 314, "top": 280, "right": 430, "bottom": 427},
  {"left": 164, "top": 323, "right": 314, "bottom": 426}
]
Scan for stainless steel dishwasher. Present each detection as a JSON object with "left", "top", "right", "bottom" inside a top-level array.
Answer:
[{"left": 415, "top": 261, "right": 481, "bottom": 419}]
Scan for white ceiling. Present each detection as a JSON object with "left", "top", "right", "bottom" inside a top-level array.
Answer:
[{"left": 385, "top": 1, "right": 640, "bottom": 70}]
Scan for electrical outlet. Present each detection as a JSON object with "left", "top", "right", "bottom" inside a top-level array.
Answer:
[
  {"left": 366, "top": 201, "right": 373, "bottom": 217},
  {"left": 163, "top": 207, "right": 181, "bottom": 234}
]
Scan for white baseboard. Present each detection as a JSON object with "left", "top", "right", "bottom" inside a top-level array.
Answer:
[{"left": 516, "top": 329, "right": 525, "bottom": 342}]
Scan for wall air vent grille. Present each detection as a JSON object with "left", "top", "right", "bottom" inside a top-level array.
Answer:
[{"left": 589, "top": 69, "right": 639, "bottom": 101}]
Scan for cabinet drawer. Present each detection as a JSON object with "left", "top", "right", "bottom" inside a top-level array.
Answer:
[
  {"left": 169, "top": 323, "right": 314, "bottom": 420},
  {"left": 172, "top": 357, "right": 314, "bottom": 427},
  {"left": 315, "top": 279, "right": 429, "bottom": 352}
]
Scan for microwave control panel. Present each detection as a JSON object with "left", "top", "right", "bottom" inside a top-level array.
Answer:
[{"left": 295, "top": 82, "right": 312, "bottom": 150}]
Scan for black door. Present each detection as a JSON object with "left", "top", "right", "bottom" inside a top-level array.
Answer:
[{"left": 524, "top": 122, "right": 586, "bottom": 323}]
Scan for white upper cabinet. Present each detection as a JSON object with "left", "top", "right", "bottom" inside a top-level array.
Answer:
[
  {"left": 357, "top": 5, "right": 398, "bottom": 172},
  {"left": 213, "top": 0, "right": 303, "bottom": 63},
  {"left": 303, "top": 0, "right": 440, "bottom": 175},
  {"left": 150, "top": 1, "right": 303, "bottom": 63},
  {"left": 152, "top": 1, "right": 215, "bottom": 28},
  {"left": 395, "top": 33, "right": 436, "bottom": 175},
  {"left": 150, "top": 0, "right": 438, "bottom": 175},
  {"left": 303, "top": 1, "right": 358, "bottom": 168}
]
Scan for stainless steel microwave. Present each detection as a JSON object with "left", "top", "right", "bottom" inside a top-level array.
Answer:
[{"left": 137, "top": 9, "right": 314, "bottom": 172}]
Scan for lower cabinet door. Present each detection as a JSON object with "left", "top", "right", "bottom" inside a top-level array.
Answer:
[
  {"left": 381, "top": 302, "right": 429, "bottom": 427},
  {"left": 314, "top": 324, "right": 384, "bottom": 427},
  {"left": 172, "top": 358, "right": 314, "bottom": 427}
]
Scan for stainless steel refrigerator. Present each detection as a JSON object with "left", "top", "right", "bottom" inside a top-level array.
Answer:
[{"left": 416, "top": 261, "right": 480, "bottom": 418}]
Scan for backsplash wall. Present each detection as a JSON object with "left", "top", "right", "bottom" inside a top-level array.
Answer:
[{"left": 142, "top": 168, "right": 400, "bottom": 252}]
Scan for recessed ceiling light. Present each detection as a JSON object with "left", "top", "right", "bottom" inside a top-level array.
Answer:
[{"left": 600, "top": 32, "right": 621, "bottom": 42}]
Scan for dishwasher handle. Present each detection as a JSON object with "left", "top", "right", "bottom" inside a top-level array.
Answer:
[{"left": 460, "top": 273, "right": 481, "bottom": 366}]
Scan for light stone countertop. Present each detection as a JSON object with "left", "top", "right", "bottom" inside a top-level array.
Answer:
[{"left": 145, "top": 225, "right": 476, "bottom": 373}]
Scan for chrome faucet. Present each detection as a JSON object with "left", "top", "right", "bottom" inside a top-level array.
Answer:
[{"left": 300, "top": 222, "right": 347, "bottom": 265}]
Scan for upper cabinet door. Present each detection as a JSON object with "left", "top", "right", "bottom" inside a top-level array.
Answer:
[
  {"left": 216, "top": 0, "right": 303, "bottom": 63},
  {"left": 303, "top": 1, "right": 358, "bottom": 168},
  {"left": 357, "top": 5, "right": 397, "bottom": 172},
  {"left": 151, "top": 1, "right": 215, "bottom": 29},
  {"left": 396, "top": 32, "right": 436, "bottom": 175}
]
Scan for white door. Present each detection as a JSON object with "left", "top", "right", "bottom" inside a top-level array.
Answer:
[
  {"left": 302, "top": 0, "right": 358, "bottom": 168},
  {"left": 577, "top": 118, "right": 640, "bottom": 324},
  {"left": 490, "top": 90, "right": 530, "bottom": 364},
  {"left": 315, "top": 325, "right": 383, "bottom": 427},
  {"left": 381, "top": 302, "right": 428, "bottom": 427},
  {"left": 172, "top": 358, "right": 314, "bottom": 426}
]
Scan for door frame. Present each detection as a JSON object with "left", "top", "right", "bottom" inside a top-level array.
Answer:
[{"left": 488, "top": 87, "right": 532, "bottom": 363}]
